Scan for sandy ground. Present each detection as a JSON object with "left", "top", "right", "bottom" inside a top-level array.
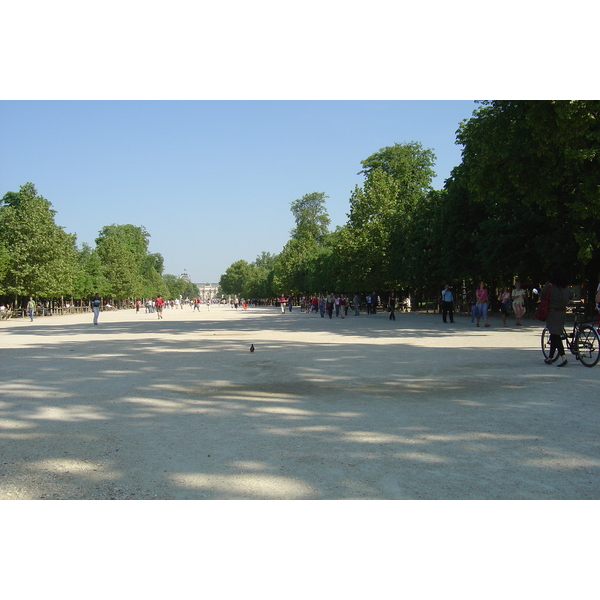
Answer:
[{"left": 1, "top": 303, "right": 599, "bottom": 500}]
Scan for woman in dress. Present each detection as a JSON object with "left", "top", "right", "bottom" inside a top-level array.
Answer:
[
  {"left": 511, "top": 281, "right": 526, "bottom": 326},
  {"left": 540, "top": 266, "right": 572, "bottom": 367}
]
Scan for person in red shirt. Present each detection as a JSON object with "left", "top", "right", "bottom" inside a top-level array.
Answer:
[
  {"left": 155, "top": 295, "right": 165, "bottom": 319},
  {"left": 311, "top": 295, "right": 319, "bottom": 314}
]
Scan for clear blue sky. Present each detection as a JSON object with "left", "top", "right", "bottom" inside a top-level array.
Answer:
[{"left": 0, "top": 100, "right": 478, "bottom": 283}]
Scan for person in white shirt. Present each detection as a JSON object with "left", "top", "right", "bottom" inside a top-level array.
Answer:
[{"left": 441, "top": 285, "right": 455, "bottom": 323}]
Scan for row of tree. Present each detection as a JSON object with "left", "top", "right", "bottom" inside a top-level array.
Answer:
[
  {"left": 220, "top": 101, "right": 600, "bottom": 307},
  {"left": 0, "top": 183, "right": 199, "bottom": 306}
]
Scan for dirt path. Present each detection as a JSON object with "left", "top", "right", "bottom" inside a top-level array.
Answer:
[{"left": 1, "top": 305, "right": 599, "bottom": 499}]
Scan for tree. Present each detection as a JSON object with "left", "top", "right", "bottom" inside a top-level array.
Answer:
[
  {"left": 275, "top": 192, "right": 332, "bottom": 294},
  {"left": 219, "top": 260, "right": 253, "bottom": 296},
  {"left": 290, "top": 192, "right": 330, "bottom": 243},
  {"left": 72, "top": 242, "right": 108, "bottom": 299},
  {"left": 0, "top": 242, "right": 9, "bottom": 293},
  {"left": 95, "top": 224, "right": 150, "bottom": 298},
  {"left": 139, "top": 252, "right": 168, "bottom": 299},
  {"left": 345, "top": 169, "right": 400, "bottom": 291},
  {"left": 142, "top": 268, "right": 169, "bottom": 299},
  {"left": 359, "top": 142, "right": 437, "bottom": 209},
  {"left": 454, "top": 101, "right": 600, "bottom": 288},
  {"left": 143, "top": 253, "right": 165, "bottom": 277},
  {"left": 244, "top": 252, "right": 278, "bottom": 298},
  {"left": 348, "top": 143, "right": 438, "bottom": 293},
  {"left": 0, "top": 183, "right": 79, "bottom": 300},
  {"left": 161, "top": 274, "right": 198, "bottom": 300},
  {"left": 275, "top": 236, "right": 322, "bottom": 294}
]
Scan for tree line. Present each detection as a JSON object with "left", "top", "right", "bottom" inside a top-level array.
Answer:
[
  {"left": 219, "top": 101, "right": 600, "bottom": 309},
  {"left": 0, "top": 183, "right": 199, "bottom": 307}
]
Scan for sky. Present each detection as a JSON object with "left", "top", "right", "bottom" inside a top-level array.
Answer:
[{"left": 0, "top": 100, "right": 478, "bottom": 283}]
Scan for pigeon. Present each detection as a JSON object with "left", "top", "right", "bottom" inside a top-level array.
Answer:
[{"left": 250, "top": 344, "right": 255, "bottom": 353}]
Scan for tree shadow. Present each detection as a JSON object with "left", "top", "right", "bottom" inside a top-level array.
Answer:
[{"left": 1, "top": 310, "right": 598, "bottom": 499}]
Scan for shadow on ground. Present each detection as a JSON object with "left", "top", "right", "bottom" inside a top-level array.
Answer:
[{"left": 1, "top": 310, "right": 598, "bottom": 499}]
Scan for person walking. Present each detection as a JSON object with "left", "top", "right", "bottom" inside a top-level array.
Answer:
[
  {"left": 540, "top": 267, "right": 572, "bottom": 367},
  {"left": 475, "top": 281, "right": 490, "bottom": 327},
  {"left": 27, "top": 296, "right": 35, "bottom": 322},
  {"left": 388, "top": 293, "right": 396, "bottom": 321},
  {"left": 498, "top": 286, "right": 511, "bottom": 327},
  {"left": 353, "top": 293, "right": 360, "bottom": 316},
  {"left": 319, "top": 295, "right": 326, "bottom": 318},
  {"left": 371, "top": 292, "right": 378, "bottom": 314},
  {"left": 155, "top": 294, "right": 165, "bottom": 319},
  {"left": 326, "top": 292, "right": 334, "bottom": 319},
  {"left": 441, "top": 285, "right": 454, "bottom": 323},
  {"left": 92, "top": 293, "right": 101, "bottom": 325},
  {"left": 340, "top": 295, "right": 347, "bottom": 319},
  {"left": 511, "top": 281, "right": 526, "bottom": 326},
  {"left": 311, "top": 295, "right": 318, "bottom": 314}
]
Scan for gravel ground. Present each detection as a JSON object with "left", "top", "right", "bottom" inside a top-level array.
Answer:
[{"left": 1, "top": 304, "right": 599, "bottom": 500}]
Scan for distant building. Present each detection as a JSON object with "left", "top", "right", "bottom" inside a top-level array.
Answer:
[
  {"left": 179, "top": 270, "right": 192, "bottom": 283},
  {"left": 195, "top": 282, "right": 221, "bottom": 300}
]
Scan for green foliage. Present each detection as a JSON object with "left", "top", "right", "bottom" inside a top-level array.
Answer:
[
  {"left": 455, "top": 100, "right": 600, "bottom": 276},
  {"left": 276, "top": 237, "right": 319, "bottom": 294},
  {"left": 273, "top": 192, "right": 334, "bottom": 294},
  {"left": 219, "top": 260, "right": 253, "bottom": 296},
  {"left": 0, "top": 183, "right": 79, "bottom": 298},
  {"left": 347, "top": 142, "right": 436, "bottom": 291},
  {"left": 290, "top": 192, "right": 330, "bottom": 243},
  {"left": 345, "top": 169, "right": 400, "bottom": 290},
  {"left": 0, "top": 184, "right": 192, "bottom": 303},
  {"left": 161, "top": 274, "right": 198, "bottom": 300},
  {"left": 72, "top": 243, "right": 108, "bottom": 298},
  {"left": 0, "top": 242, "right": 9, "bottom": 292},
  {"left": 246, "top": 252, "right": 278, "bottom": 298},
  {"left": 95, "top": 224, "right": 153, "bottom": 298},
  {"left": 359, "top": 141, "right": 437, "bottom": 209}
]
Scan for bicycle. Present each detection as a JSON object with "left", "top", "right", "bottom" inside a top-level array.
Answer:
[{"left": 541, "top": 306, "right": 600, "bottom": 367}]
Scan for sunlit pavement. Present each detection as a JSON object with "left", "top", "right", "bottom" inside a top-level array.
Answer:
[{"left": 1, "top": 305, "right": 598, "bottom": 499}]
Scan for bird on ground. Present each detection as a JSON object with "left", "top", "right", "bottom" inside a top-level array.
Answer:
[{"left": 250, "top": 344, "right": 255, "bottom": 353}]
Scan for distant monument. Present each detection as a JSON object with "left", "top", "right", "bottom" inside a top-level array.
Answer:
[
  {"left": 195, "top": 282, "right": 221, "bottom": 300},
  {"left": 179, "top": 270, "right": 192, "bottom": 283},
  {"left": 178, "top": 270, "right": 220, "bottom": 299}
]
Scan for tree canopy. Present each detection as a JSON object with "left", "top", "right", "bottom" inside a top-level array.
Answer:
[
  {"left": 220, "top": 106, "right": 600, "bottom": 305},
  {"left": 0, "top": 183, "right": 79, "bottom": 298},
  {"left": 0, "top": 183, "right": 189, "bottom": 304}
]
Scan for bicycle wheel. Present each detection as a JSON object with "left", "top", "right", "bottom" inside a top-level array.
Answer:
[
  {"left": 541, "top": 327, "right": 552, "bottom": 359},
  {"left": 576, "top": 325, "right": 600, "bottom": 367}
]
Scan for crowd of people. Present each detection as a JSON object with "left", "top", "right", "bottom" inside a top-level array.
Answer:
[
  {"left": 437, "top": 279, "right": 571, "bottom": 329},
  {"left": 137, "top": 297, "right": 219, "bottom": 314},
  {"left": 5, "top": 273, "right": 599, "bottom": 341}
]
